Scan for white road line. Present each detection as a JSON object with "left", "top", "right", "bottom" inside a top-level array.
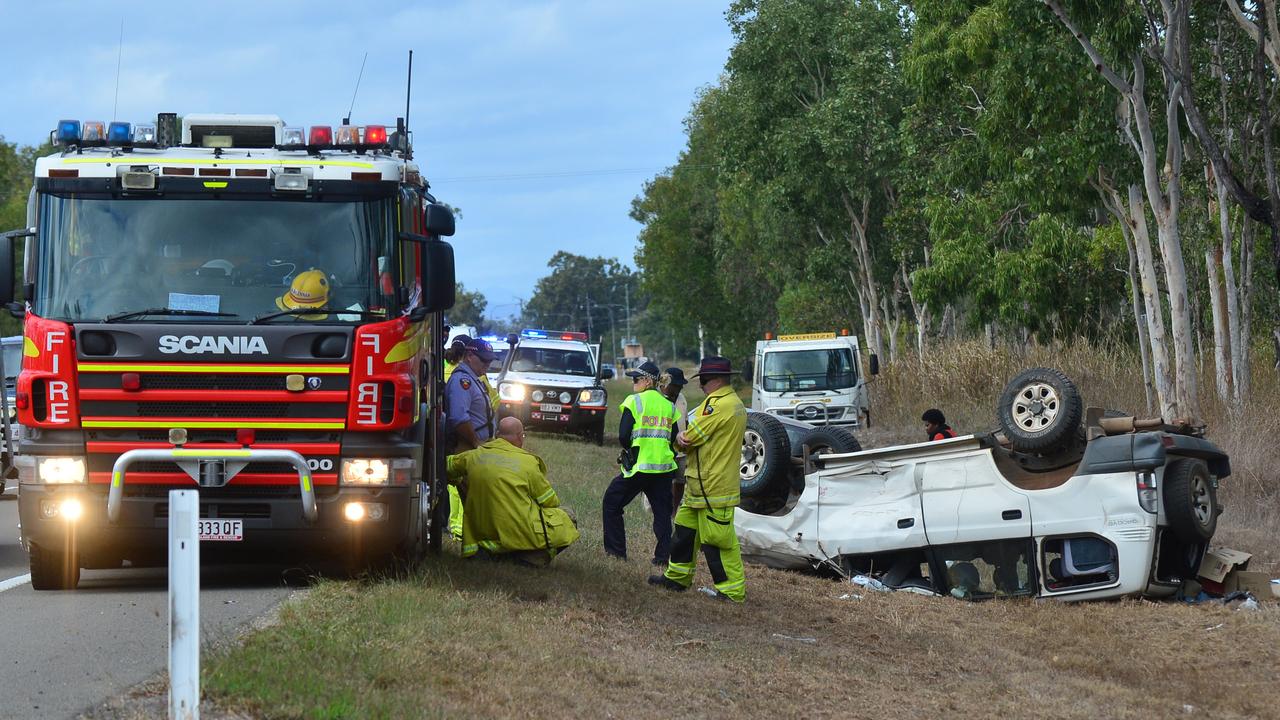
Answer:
[{"left": 0, "top": 573, "right": 30, "bottom": 594}]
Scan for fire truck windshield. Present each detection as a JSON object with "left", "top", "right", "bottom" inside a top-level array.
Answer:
[{"left": 33, "top": 195, "right": 399, "bottom": 323}]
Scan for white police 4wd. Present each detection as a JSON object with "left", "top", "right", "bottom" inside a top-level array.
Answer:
[
  {"left": 748, "top": 331, "right": 877, "bottom": 428},
  {"left": 495, "top": 329, "right": 608, "bottom": 445},
  {"left": 735, "top": 368, "right": 1228, "bottom": 602}
]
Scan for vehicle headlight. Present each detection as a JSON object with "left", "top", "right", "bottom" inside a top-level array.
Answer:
[
  {"left": 37, "top": 457, "right": 86, "bottom": 484},
  {"left": 341, "top": 458, "right": 389, "bottom": 485},
  {"left": 578, "top": 388, "right": 606, "bottom": 406},
  {"left": 500, "top": 383, "right": 527, "bottom": 402},
  {"left": 532, "top": 390, "right": 545, "bottom": 402},
  {"left": 558, "top": 391, "right": 572, "bottom": 404},
  {"left": 340, "top": 458, "right": 412, "bottom": 486}
]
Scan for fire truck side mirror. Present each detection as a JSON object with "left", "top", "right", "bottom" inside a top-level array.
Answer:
[
  {"left": 421, "top": 239, "right": 456, "bottom": 313},
  {"left": 742, "top": 359, "right": 754, "bottom": 383},
  {"left": 869, "top": 353, "right": 880, "bottom": 376},
  {"left": 0, "top": 228, "right": 30, "bottom": 310},
  {"left": 424, "top": 203, "right": 456, "bottom": 237}
]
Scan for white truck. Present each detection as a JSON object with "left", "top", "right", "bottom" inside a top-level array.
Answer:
[
  {"left": 748, "top": 331, "right": 877, "bottom": 428},
  {"left": 736, "top": 368, "right": 1226, "bottom": 602}
]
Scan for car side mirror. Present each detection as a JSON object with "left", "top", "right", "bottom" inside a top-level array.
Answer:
[
  {"left": 506, "top": 333, "right": 519, "bottom": 346},
  {"left": 869, "top": 353, "right": 880, "bottom": 376},
  {"left": 742, "top": 359, "right": 754, "bottom": 383},
  {"left": 602, "top": 367, "right": 614, "bottom": 380},
  {"left": 424, "top": 203, "right": 455, "bottom": 237}
]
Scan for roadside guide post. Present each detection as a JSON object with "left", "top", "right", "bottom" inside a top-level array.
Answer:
[{"left": 169, "top": 489, "right": 199, "bottom": 720}]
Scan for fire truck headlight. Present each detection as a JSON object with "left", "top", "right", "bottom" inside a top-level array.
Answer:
[
  {"left": 499, "top": 383, "right": 526, "bottom": 402},
  {"left": 59, "top": 498, "right": 84, "bottom": 521},
  {"left": 340, "top": 459, "right": 389, "bottom": 486},
  {"left": 37, "top": 457, "right": 86, "bottom": 484}
]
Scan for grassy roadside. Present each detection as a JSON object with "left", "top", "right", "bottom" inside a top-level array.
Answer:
[{"left": 204, "top": 361, "right": 1280, "bottom": 719}]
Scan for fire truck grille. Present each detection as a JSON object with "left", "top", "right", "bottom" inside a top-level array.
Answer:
[
  {"left": 116, "top": 460, "right": 311, "bottom": 475},
  {"left": 141, "top": 375, "right": 286, "bottom": 391},
  {"left": 80, "top": 401, "right": 347, "bottom": 419}
]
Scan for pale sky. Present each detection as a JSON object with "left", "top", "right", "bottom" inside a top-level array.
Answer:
[{"left": 0, "top": 0, "right": 734, "bottom": 322}]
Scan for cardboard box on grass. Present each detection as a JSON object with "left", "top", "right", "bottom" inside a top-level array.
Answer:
[{"left": 1197, "top": 548, "right": 1251, "bottom": 595}]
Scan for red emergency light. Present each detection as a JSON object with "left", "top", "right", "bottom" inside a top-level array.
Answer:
[
  {"left": 560, "top": 331, "right": 587, "bottom": 341},
  {"left": 308, "top": 125, "right": 333, "bottom": 146},
  {"left": 364, "top": 125, "right": 388, "bottom": 145}
]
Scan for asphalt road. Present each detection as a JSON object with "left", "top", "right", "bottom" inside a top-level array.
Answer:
[{"left": 0, "top": 485, "right": 303, "bottom": 719}]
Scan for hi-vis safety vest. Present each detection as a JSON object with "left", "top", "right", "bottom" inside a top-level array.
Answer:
[{"left": 620, "top": 388, "right": 679, "bottom": 477}]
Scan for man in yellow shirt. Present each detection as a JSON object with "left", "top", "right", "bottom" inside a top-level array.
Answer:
[
  {"left": 446, "top": 416, "right": 579, "bottom": 566},
  {"left": 649, "top": 356, "right": 749, "bottom": 602}
]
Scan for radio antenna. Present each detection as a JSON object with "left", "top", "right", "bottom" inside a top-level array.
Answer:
[
  {"left": 404, "top": 50, "right": 414, "bottom": 160},
  {"left": 343, "top": 52, "right": 368, "bottom": 125},
  {"left": 112, "top": 19, "right": 124, "bottom": 121}
]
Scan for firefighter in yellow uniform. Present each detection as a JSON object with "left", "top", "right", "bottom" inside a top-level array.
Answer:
[
  {"left": 446, "top": 416, "right": 579, "bottom": 565},
  {"left": 648, "top": 356, "right": 749, "bottom": 602}
]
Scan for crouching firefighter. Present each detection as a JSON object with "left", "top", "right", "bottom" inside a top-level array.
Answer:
[
  {"left": 648, "top": 356, "right": 749, "bottom": 602},
  {"left": 446, "top": 417, "right": 579, "bottom": 566}
]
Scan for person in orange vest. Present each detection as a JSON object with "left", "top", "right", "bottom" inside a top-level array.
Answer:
[{"left": 922, "top": 408, "right": 956, "bottom": 441}]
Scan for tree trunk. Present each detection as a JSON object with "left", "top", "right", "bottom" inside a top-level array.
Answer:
[
  {"left": 1096, "top": 172, "right": 1155, "bottom": 413},
  {"left": 1214, "top": 172, "right": 1244, "bottom": 404},
  {"left": 1239, "top": 218, "right": 1255, "bottom": 397},
  {"left": 1204, "top": 245, "right": 1232, "bottom": 403},
  {"left": 1128, "top": 186, "right": 1177, "bottom": 421}
]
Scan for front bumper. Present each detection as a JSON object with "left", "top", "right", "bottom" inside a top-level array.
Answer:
[
  {"left": 499, "top": 401, "right": 606, "bottom": 433},
  {"left": 18, "top": 482, "right": 416, "bottom": 566}
]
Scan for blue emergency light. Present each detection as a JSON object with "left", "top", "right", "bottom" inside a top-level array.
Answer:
[
  {"left": 107, "top": 122, "right": 132, "bottom": 145},
  {"left": 521, "top": 329, "right": 549, "bottom": 338},
  {"left": 480, "top": 335, "right": 502, "bottom": 343},
  {"left": 55, "top": 120, "right": 81, "bottom": 144}
]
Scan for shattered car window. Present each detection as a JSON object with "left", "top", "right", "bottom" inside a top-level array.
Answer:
[{"left": 935, "top": 540, "right": 1035, "bottom": 599}]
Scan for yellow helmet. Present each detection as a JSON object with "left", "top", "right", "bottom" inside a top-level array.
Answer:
[{"left": 275, "top": 269, "right": 330, "bottom": 319}]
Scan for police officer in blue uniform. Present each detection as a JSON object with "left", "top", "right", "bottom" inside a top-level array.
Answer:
[{"left": 445, "top": 338, "right": 497, "bottom": 451}]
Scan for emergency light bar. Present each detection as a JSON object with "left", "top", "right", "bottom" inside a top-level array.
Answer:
[
  {"left": 521, "top": 329, "right": 587, "bottom": 341},
  {"left": 54, "top": 117, "right": 159, "bottom": 148}
]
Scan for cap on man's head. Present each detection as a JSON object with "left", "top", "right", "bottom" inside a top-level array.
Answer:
[
  {"left": 465, "top": 337, "right": 497, "bottom": 362},
  {"left": 690, "top": 356, "right": 733, "bottom": 379},
  {"left": 449, "top": 334, "right": 471, "bottom": 349},
  {"left": 921, "top": 408, "right": 946, "bottom": 425},
  {"left": 665, "top": 367, "right": 687, "bottom": 387},
  {"left": 626, "top": 360, "right": 661, "bottom": 381}
]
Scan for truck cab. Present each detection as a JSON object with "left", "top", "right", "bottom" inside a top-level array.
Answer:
[
  {"left": 2, "top": 113, "right": 458, "bottom": 589},
  {"left": 750, "top": 331, "right": 875, "bottom": 428}
]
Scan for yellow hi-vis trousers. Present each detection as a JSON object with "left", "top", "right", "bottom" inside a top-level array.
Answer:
[
  {"left": 448, "top": 484, "right": 465, "bottom": 541},
  {"left": 664, "top": 505, "right": 745, "bottom": 602}
]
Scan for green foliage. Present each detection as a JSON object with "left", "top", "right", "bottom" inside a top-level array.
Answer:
[
  {"left": 447, "top": 283, "right": 487, "bottom": 327},
  {"left": 523, "top": 251, "right": 638, "bottom": 344}
]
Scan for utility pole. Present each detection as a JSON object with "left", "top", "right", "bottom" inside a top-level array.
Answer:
[
  {"left": 671, "top": 328, "right": 677, "bottom": 364},
  {"left": 583, "top": 294, "right": 594, "bottom": 340},
  {"left": 624, "top": 282, "right": 632, "bottom": 342}
]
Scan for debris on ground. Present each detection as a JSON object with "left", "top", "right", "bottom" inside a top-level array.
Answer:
[
  {"left": 850, "top": 575, "right": 890, "bottom": 592},
  {"left": 771, "top": 633, "right": 818, "bottom": 644}
]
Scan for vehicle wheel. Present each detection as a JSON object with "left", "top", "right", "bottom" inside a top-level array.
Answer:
[
  {"left": 1163, "top": 459, "right": 1218, "bottom": 542},
  {"left": 996, "top": 367, "right": 1083, "bottom": 453},
  {"left": 592, "top": 423, "right": 605, "bottom": 447},
  {"left": 29, "top": 543, "right": 79, "bottom": 590},
  {"left": 801, "top": 426, "right": 862, "bottom": 456},
  {"left": 740, "top": 413, "right": 791, "bottom": 498}
]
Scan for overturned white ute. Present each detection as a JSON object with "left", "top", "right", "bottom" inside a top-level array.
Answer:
[{"left": 736, "top": 368, "right": 1228, "bottom": 601}]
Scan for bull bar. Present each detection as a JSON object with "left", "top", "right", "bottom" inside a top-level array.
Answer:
[{"left": 106, "top": 448, "right": 318, "bottom": 524}]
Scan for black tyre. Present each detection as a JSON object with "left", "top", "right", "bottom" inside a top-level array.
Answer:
[
  {"left": 801, "top": 426, "right": 862, "bottom": 456},
  {"left": 1163, "top": 459, "right": 1218, "bottom": 542},
  {"left": 29, "top": 543, "right": 79, "bottom": 591},
  {"left": 996, "top": 367, "right": 1083, "bottom": 453},
  {"left": 740, "top": 413, "right": 791, "bottom": 498},
  {"left": 592, "top": 422, "right": 605, "bottom": 447}
]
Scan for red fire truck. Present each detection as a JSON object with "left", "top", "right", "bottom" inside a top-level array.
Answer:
[{"left": 1, "top": 113, "right": 458, "bottom": 589}]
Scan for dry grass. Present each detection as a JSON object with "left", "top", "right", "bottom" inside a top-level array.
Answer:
[{"left": 200, "top": 351, "right": 1280, "bottom": 719}]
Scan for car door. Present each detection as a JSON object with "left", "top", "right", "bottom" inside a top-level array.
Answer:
[
  {"left": 920, "top": 452, "right": 1031, "bottom": 545},
  {"left": 816, "top": 458, "right": 928, "bottom": 556}
]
